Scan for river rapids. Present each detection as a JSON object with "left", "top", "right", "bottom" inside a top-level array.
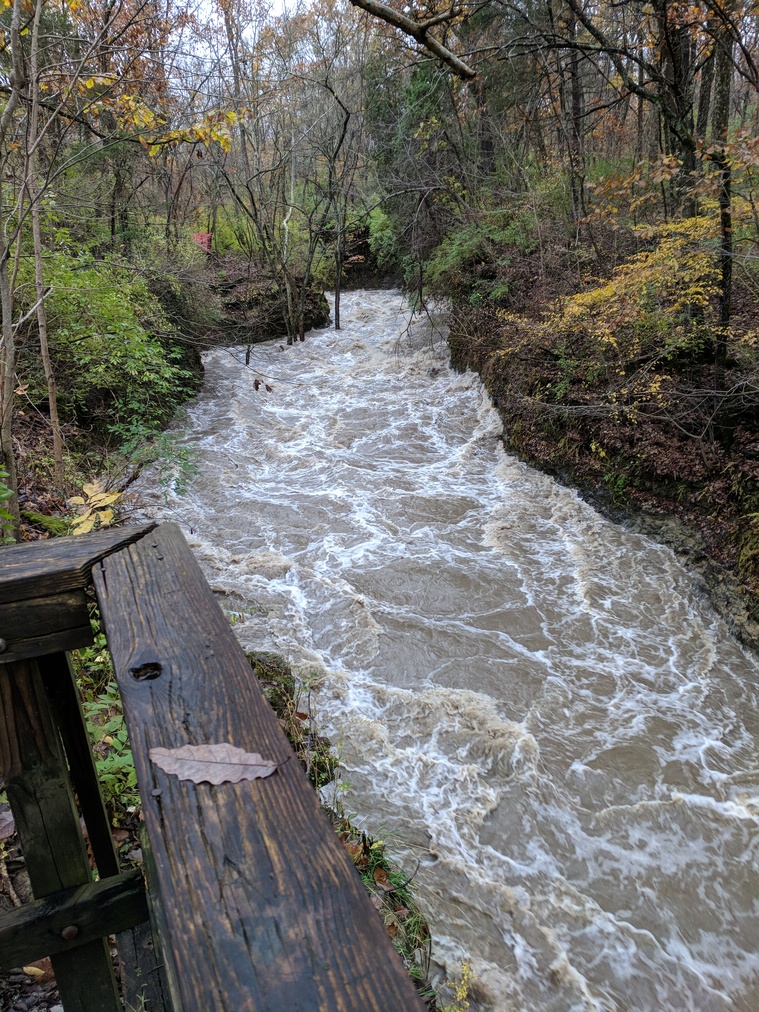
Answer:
[{"left": 137, "top": 290, "right": 759, "bottom": 1011}]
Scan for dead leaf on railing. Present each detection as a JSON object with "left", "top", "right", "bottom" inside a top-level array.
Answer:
[{"left": 149, "top": 743, "right": 279, "bottom": 785}]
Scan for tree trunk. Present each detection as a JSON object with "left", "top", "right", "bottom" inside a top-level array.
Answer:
[
  {"left": 711, "top": 12, "right": 734, "bottom": 394},
  {"left": 0, "top": 252, "right": 19, "bottom": 532},
  {"left": 334, "top": 222, "right": 343, "bottom": 331},
  {"left": 696, "top": 44, "right": 715, "bottom": 140},
  {"left": 653, "top": 0, "right": 697, "bottom": 214},
  {"left": 29, "top": 0, "right": 64, "bottom": 487},
  {"left": 0, "top": 0, "right": 28, "bottom": 534}
]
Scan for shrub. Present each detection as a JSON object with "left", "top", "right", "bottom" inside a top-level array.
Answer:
[
  {"left": 424, "top": 211, "right": 537, "bottom": 305},
  {"left": 15, "top": 250, "right": 198, "bottom": 450}
]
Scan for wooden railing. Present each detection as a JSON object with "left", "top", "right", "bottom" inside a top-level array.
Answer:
[{"left": 0, "top": 522, "right": 425, "bottom": 1011}]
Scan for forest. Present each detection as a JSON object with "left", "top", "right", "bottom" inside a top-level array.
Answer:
[{"left": 0, "top": 0, "right": 758, "bottom": 638}]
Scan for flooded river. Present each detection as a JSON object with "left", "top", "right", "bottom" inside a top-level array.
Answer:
[{"left": 138, "top": 290, "right": 759, "bottom": 1010}]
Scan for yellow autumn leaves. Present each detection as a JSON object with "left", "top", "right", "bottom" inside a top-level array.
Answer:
[
  {"left": 73, "top": 75, "right": 239, "bottom": 156},
  {"left": 140, "top": 110, "right": 240, "bottom": 157},
  {"left": 68, "top": 481, "right": 122, "bottom": 535}
]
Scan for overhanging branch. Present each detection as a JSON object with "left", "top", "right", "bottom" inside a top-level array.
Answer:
[{"left": 347, "top": 0, "right": 476, "bottom": 79}]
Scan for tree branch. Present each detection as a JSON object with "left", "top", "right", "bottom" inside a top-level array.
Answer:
[{"left": 347, "top": 0, "right": 476, "bottom": 79}]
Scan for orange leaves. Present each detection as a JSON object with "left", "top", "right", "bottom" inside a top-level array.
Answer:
[
  {"left": 372, "top": 866, "right": 395, "bottom": 892},
  {"left": 650, "top": 154, "right": 683, "bottom": 186},
  {"left": 340, "top": 829, "right": 371, "bottom": 869},
  {"left": 586, "top": 154, "right": 689, "bottom": 225}
]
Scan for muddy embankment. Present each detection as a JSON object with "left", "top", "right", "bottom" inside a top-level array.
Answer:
[{"left": 445, "top": 305, "right": 759, "bottom": 654}]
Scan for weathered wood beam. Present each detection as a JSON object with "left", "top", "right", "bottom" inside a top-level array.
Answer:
[
  {"left": 116, "top": 916, "right": 171, "bottom": 1012},
  {"left": 0, "top": 870, "right": 148, "bottom": 968},
  {"left": 0, "top": 522, "right": 155, "bottom": 605},
  {"left": 0, "top": 589, "right": 91, "bottom": 663},
  {"left": 0, "top": 659, "right": 122, "bottom": 1010},
  {"left": 39, "top": 651, "right": 120, "bottom": 879}
]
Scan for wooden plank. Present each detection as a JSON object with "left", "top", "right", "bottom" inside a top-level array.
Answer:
[
  {"left": 0, "top": 523, "right": 155, "bottom": 605},
  {"left": 0, "top": 870, "right": 148, "bottom": 968},
  {"left": 0, "top": 659, "right": 122, "bottom": 1011},
  {"left": 116, "top": 919, "right": 171, "bottom": 1012},
  {"left": 0, "top": 625, "right": 93, "bottom": 664},
  {"left": 117, "top": 823, "right": 172, "bottom": 1012},
  {"left": 39, "top": 652, "right": 120, "bottom": 879},
  {"left": 94, "top": 523, "right": 426, "bottom": 1012},
  {"left": 0, "top": 589, "right": 92, "bottom": 663}
]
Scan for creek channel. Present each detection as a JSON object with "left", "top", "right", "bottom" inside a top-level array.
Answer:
[{"left": 138, "top": 289, "right": 759, "bottom": 1011}]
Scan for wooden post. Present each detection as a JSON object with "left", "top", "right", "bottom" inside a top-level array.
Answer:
[
  {"left": 38, "top": 652, "right": 120, "bottom": 879},
  {"left": 0, "top": 658, "right": 122, "bottom": 1010}
]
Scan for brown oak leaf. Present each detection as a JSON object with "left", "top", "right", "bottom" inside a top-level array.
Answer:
[{"left": 149, "top": 743, "right": 278, "bottom": 784}]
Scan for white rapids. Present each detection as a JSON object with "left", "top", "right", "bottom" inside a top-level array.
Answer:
[{"left": 137, "top": 290, "right": 759, "bottom": 1011}]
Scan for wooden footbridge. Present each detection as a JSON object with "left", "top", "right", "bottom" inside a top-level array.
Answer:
[{"left": 0, "top": 522, "right": 425, "bottom": 1011}]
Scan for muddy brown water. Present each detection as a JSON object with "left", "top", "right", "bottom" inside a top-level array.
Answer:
[{"left": 138, "top": 291, "right": 759, "bottom": 1011}]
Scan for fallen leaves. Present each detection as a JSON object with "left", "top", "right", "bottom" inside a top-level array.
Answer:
[
  {"left": 21, "top": 959, "right": 54, "bottom": 983},
  {"left": 372, "top": 867, "right": 395, "bottom": 892},
  {"left": 149, "top": 742, "right": 279, "bottom": 785},
  {"left": 340, "top": 830, "right": 371, "bottom": 870},
  {"left": 0, "top": 809, "right": 15, "bottom": 841}
]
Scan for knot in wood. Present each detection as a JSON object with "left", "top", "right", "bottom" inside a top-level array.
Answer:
[
  {"left": 61, "top": 925, "right": 79, "bottom": 940},
  {"left": 129, "top": 661, "right": 163, "bottom": 682}
]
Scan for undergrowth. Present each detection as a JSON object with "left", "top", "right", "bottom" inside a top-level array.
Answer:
[{"left": 72, "top": 608, "right": 140, "bottom": 826}]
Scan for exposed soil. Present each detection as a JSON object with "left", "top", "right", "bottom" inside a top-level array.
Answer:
[
  {"left": 446, "top": 301, "right": 759, "bottom": 654},
  {"left": 203, "top": 254, "right": 330, "bottom": 347}
]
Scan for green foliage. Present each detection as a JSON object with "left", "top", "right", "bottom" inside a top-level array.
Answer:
[
  {"left": 0, "top": 466, "right": 14, "bottom": 543},
  {"left": 140, "top": 230, "right": 223, "bottom": 338},
  {"left": 424, "top": 212, "right": 537, "bottom": 305},
  {"left": 16, "top": 251, "right": 197, "bottom": 450},
  {"left": 211, "top": 208, "right": 259, "bottom": 256},
  {"left": 488, "top": 216, "right": 725, "bottom": 415},
  {"left": 603, "top": 470, "right": 630, "bottom": 506},
  {"left": 73, "top": 614, "right": 139, "bottom": 820},
  {"left": 85, "top": 683, "right": 138, "bottom": 811},
  {"left": 367, "top": 206, "right": 402, "bottom": 272},
  {"left": 547, "top": 217, "right": 720, "bottom": 384}
]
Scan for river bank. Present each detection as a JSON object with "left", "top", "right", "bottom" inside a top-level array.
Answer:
[{"left": 443, "top": 288, "right": 759, "bottom": 655}]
